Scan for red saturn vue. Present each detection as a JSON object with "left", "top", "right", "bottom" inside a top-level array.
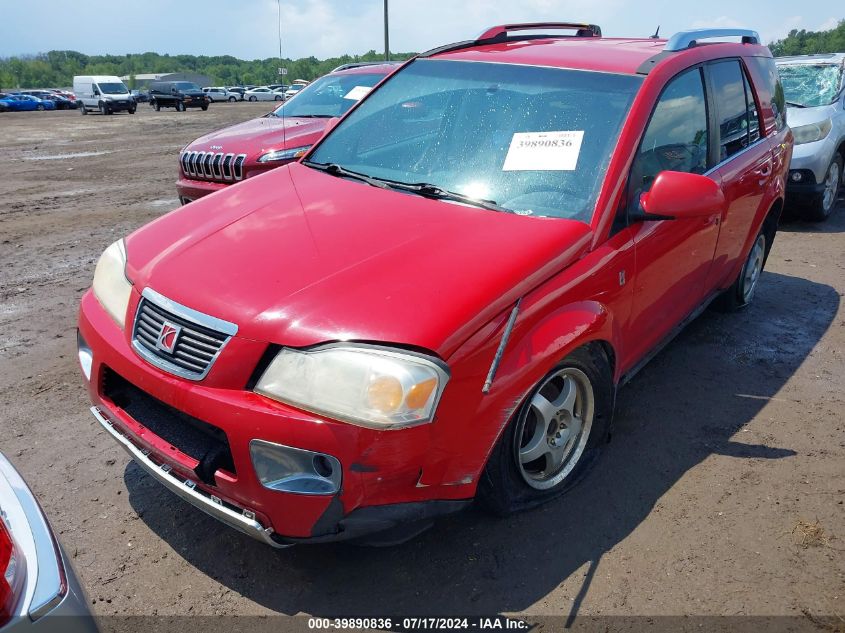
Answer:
[{"left": 78, "top": 23, "right": 791, "bottom": 546}]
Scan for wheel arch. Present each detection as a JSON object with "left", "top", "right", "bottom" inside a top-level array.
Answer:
[{"left": 428, "top": 300, "right": 620, "bottom": 489}]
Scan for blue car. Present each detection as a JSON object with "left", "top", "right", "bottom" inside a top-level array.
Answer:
[{"left": 0, "top": 94, "right": 56, "bottom": 111}]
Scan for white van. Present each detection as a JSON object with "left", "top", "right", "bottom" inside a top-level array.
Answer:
[{"left": 73, "top": 75, "right": 136, "bottom": 115}]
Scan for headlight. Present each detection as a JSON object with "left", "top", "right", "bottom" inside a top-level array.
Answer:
[
  {"left": 257, "top": 145, "right": 312, "bottom": 163},
  {"left": 254, "top": 345, "right": 449, "bottom": 429},
  {"left": 92, "top": 239, "right": 132, "bottom": 328},
  {"left": 792, "top": 119, "right": 832, "bottom": 145}
]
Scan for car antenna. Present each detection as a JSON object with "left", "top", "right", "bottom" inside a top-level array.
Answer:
[
  {"left": 277, "top": 0, "right": 286, "bottom": 146},
  {"left": 650, "top": 25, "right": 660, "bottom": 39}
]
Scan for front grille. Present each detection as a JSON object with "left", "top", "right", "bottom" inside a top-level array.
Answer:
[
  {"left": 102, "top": 367, "right": 236, "bottom": 484},
  {"left": 132, "top": 290, "right": 235, "bottom": 380},
  {"left": 180, "top": 150, "right": 246, "bottom": 182}
]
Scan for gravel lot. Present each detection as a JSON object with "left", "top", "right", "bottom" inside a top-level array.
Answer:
[{"left": 0, "top": 105, "right": 843, "bottom": 624}]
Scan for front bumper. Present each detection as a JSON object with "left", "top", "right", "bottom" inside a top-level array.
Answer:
[
  {"left": 786, "top": 136, "right": 837, "bottom": 195},
  {"left": 104, "top": 100, "right": 134, "bottom": 112},
  {"left": 78, "top": 290, "right": 470, "bottom": 545},
  {"left": 175, "top": 176, "right": 228, "bottom": 203}
]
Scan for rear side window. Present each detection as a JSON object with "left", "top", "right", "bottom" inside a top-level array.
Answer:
[
  {"left": 747, "top": 56, "right": 786, "bottom": 131},
  {"left": 709, "top": 60, "right": 750, "bottom": 161},
  {"left": 632, "top": 67, "right": 709, "bottom": 193}
]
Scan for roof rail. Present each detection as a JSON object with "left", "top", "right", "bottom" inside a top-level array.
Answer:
[
  {"left": 331, "top": 61, "right": 402, "bottom": 73},
  {"left": 419, "top": 21, "right": 601, "bottom": 58},
  {"left": 476, "top": 22, "right": 601, "bottom": 41},
  {"left": 664, "top": 28, "right": 760, "bottom": 52}
]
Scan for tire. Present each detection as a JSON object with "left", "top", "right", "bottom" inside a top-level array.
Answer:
[
  {"left": 37, "top": 104, "right": 45, "bottom": 111},
  {"left": 176, "top": 101, "right": 185, "bottom": 112},
  {"left": 128, "top": 107, "right": 136, "bottom": 114},
  {"left": 804, "top": 155, "right": 842, "bottom": 222},
  {"left": 248, "top": 96, "right": 257, "bottom": 102},
  {"left": 478, "top": 345, "right": 614, "bottom": 516},
  {"left": 80, "top": 104, "right": 87, "bottom": 115},
  {"left": 715, "top": 229, "right": 767, "bottom": 312},
  {"left": 228, "top": 96, "right": 237, "bottom": 102},
  {"left": 154, "top": 101, "right": 161, "bottom": 112},
  {"left": 201, "top": 105, "right": 208, "bottom": 111},
  {"left": 275, "top": 95, "right": 283, "bottom": 101}
]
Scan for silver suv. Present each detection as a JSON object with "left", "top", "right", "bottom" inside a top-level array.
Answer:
[{"left": 776, "top": 53, "right": 845, "bottom": 221}]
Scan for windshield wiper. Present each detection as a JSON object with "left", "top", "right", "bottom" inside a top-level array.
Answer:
[
  {"left": 384, "top": 181, "right": 510, "bottom": 213},
  {"left": 785, "top": 100, "right": 807, "bottom": 108},
  {"left": 302, "top": 160, "right": 391, "bottom": 189}
]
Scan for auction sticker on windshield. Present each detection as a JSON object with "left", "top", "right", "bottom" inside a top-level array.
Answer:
[
  {"left": 502, "top": 131, "right": 584, "bottom": 171},
  {"left": 344, "top": 86, "right": 373, "bottom": 101}
]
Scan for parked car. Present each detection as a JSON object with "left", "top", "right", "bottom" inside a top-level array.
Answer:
[
  {"left": 149, "top": 81, "right": 209, "bottom": 112},
  {"left": 73, "top": 75, "right": 135, "bottom": 115},
  {"left": 266, "top": 84, "right": 287, "bottom": 91},
  {"left": 0, "top": 95, "right": 55, "bottom": 112},
  {"left": 21, "top": 91, "right": 75, "bottom": 110},
  {"left": 203, "top": 87, "right": 238, "bottom": 102},
  {"left": 130, "top": 89, "right": 149, "bottom": 103},
  {"left": 227, "top": 86, "right": 246, "bottom": 99},
  {"left": 176, "top": 63, "right": 398, "bottom": 203},
  {"left": 775, "top": 53, "right": 845, "bottom": 221},
  {"left": 282, "top": 84, "right": 305, "bottom": 100},
  {"left": 0, "top": 451, "right": 98, "bottom": 631},
  {"left": 244, "top": 87, "right": 282, "bottom": 102},
  {"left": 78, "top": 24, "right": 791, "bottom": 547}
]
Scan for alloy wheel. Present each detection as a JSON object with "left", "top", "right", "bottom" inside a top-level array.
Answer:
[
  {"left": 822, "top": 160, "right": 841, "bottom": 213},
  {"left": 514, "top": 367, "right": 594, "bottom": 490},
  {"left": 741, "top": 234, "right": 766, "bottom": 304}
]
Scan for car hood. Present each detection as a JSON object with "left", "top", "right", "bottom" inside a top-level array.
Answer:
[
  {"left": 786, "top": 103, "right": 837, "bottom": 127},
  {"left": 186, "top": 116, "right": 328, "bottom": 155},
  {"left": 125, "top": 163, "right": 591, "bottom": 358}
]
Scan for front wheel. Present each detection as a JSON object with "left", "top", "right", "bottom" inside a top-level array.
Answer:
[
  {"left": 176, "top": 101, "right": 185, "bottom": 112},
  {"left": 275, "top": 95, "right": 283, "bottom": 101},
  {"left": 128, "top": 107, "right": 136, "bottom": 114},
  {"left": 805, "top": 155, "right": 842, "bottom": 222},
  {"left": 248, "top": 96, "right": 257, "bottom": 102},
  {"left": 80, "top": 105, "right": 87, "bottom": 115},
  {"left": 228, "top": 96, "right": 237, "bottom": 102},
  {"left": 37, "top": 104, "right": 45, "bottom": 111},
  {"left": 154, "top": 101, "right": 161, "bottom": 111},
  {"left": 201, "top": 105, "right": 208, "bottom": 111},
  {"left": 478, "top": 346, "right": 613, "bottom": 515}
]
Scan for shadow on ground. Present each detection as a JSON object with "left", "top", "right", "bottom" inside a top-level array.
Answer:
[{"left": 124, "top": 268, "right": 839, "bottom": 616}]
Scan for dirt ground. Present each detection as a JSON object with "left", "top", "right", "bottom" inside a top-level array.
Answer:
[{"left": 0, "top": 105, "right": 843, "bottom": 623}]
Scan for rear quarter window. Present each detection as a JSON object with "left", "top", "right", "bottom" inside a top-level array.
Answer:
[{"left": 745, "top": 56, "right": 786, "bottom": 133}]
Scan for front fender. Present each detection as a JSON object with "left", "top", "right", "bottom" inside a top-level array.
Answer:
[{"left": 419, "top": 299, "right": 618, "bottom": 490}]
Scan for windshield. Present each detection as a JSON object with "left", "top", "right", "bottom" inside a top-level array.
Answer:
[
  {"left": 308, "top": 59, "right": 641, "bottom": 221},
  {"left": 272, "top": 72, "right": 385, "bottom": 118},
  {"left": 777, "top": 63, "right": 843, "bottom": 107},
  {"left": 98, "top": 82, "right": 128, "bottom": 95},
  {"left": 174, "top": 82, "right": 200, "bottom": 91}
]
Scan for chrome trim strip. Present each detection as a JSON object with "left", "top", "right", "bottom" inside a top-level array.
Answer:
[
  {"left": 704, "top": 136, "right": 768, "bottom": 176},
  {"left": 222, "top": 153, "right": 234, "bottom": 180},
  {"left": 141, "top": 287, "right": 238, "bottom": 335},
  {"left": 90, "top": 407, "right": 289, "bottom": 548},
  {"left": 0, "top": 453, "right": 68, "bottom": 620}
]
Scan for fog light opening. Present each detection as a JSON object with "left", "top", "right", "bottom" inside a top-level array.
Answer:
[
  {"left": 791, "top": 171, "right": 803, "bottom": 182},
  {"left": 313, "top": 454, "right": 334, "bottom": 478},
  {"left": 77, "top": 330, "right": 93, "bottom": 381}
]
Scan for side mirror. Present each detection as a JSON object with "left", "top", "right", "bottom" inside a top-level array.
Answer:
[{"left": 635, "top": 171, "right": 724, "bottom": 221}]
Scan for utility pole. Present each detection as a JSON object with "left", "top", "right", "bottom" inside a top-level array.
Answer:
[{"left": 383, "top": 0, "right": 390, "bottom": 61}]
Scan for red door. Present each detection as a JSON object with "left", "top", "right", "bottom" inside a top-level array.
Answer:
[
  {"left": 622, "top": 66, "right": 721, "bottom": 370},
  {"left": 705, "top": 59, "right": 774, "bottom": 290}
]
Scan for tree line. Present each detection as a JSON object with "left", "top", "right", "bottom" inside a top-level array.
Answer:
[
  {"left": 768, "top": 19, "right": 845, "bottom": 56},
  {"left": 0, "top": 49, "right": 416, "bottom": 89}
]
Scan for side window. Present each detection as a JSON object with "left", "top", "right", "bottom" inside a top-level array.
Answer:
[
  {"left": 742, "top": 68, "right": 762, "bottom": 144},
  {"left": 632, "top": 67, "right": 709, "bottom": 194},
  {"left": 710, "top": 60, "right": 749, "bottom": 161}
]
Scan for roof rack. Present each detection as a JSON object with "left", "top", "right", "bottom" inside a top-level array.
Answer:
[
  {"left": 664, "top": 28, "right": 760, "bottom": 52},
  {"left": 331, "top": 61, "right": 403, "bottom": 73},
  {"left": 419, "top": 21, "right": 601, "bottom": 58}
]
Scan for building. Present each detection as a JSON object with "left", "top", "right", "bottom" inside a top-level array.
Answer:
[{"left": 122, "top": 73, "right": 212, "bottom": 89}]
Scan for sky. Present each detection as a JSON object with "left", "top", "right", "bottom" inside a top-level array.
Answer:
[{"left": 1, "top": 0, "right": 841, "bottom": 60}]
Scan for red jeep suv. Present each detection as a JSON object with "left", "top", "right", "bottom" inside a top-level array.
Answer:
[
  {"left": 78, "top": 23, "right": 791, "bottom": 546},
  {"left": 176, "top": 63, "right": 399, "bottom": 204}
]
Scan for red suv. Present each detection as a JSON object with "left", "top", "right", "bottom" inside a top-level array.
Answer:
[
  {"left": 176, "top": 63, "right": 399, "bottom": 204},
  {"left": 78, "top": 23, "right": 791, "bottom": 546}
]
